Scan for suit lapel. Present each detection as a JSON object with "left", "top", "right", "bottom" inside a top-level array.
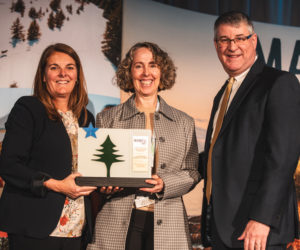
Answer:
[
  {"left": 218, "top": 60, "right": 266, "bottom": 137},
  {"left": 205, "top": 81, "right": 227, "bottom": 151}
]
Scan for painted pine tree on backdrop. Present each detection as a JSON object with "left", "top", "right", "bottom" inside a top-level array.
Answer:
[
  {"left": 11, "top": 18, "right": 25, "bottom": 43},
  {"left": 27, "top": 20, "right": 41, "bottom": 41}
]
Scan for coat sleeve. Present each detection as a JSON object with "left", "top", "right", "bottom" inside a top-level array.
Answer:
[
  {"left": 159, "top": 117, "right": 200, "bottom": 200},
  {"left": 249, "top": 73, "right": 300, "bottom": 228},
  {"left": 0, "top": 97, "right": 51, "bottom": 197},
  {"left": 95, "top": 109, "right": 113, "bottom": 128},
  {"left": 95, "top": 112, "right": 104, "bottom": 128}
]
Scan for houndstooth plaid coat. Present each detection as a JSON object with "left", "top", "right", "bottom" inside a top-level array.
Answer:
[{"left": 87, "top": 95, "right": 199, "bottom": 250}]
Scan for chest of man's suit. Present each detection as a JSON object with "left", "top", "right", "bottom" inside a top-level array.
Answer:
[{"left": 212, "top": 74, "right": 274, "bottom": 147}]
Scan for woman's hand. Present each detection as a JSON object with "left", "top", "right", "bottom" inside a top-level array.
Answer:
[
  {"left": 44, "top": 173, "right": 97, "bottom": 199},
  {"left": 139, "top": 174, "right": 164, "bottom": 193},
  {"left": 99, "top": 186, "right": 123, "bottom": 195}
]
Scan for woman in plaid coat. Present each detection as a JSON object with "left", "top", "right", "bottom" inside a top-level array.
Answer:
[{"left": 87, "top": 42, "right": 199, "bottom": 250}]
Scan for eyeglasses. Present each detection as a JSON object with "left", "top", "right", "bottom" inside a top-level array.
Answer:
[{"left": 215, "top": 34, "right": 253, "bottom": 46}]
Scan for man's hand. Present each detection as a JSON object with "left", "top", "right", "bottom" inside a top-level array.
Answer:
[{"left": 238, "top": 220, "right": 270, "bottom": 250}]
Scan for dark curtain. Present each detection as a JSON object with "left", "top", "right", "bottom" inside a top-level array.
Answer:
[{"left": 153, "top": 0, "right": 300, "bottom": 28}]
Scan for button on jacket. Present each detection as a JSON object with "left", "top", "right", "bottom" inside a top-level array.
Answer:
[
  {"left": 88, "top": 95, "right": 199, "bottom": 250},
  {"left": 0, "top": 96, "right": 95, "bottom": 242}
]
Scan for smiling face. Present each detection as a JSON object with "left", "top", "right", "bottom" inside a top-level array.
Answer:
[
  {"left": 43, "top": 51, "right": 77, "bottom": 101},
  {"left": 215, "top": 22, "right": 257, "bottom": 77},
  {"left": 131, "top": 47, "right": 161, "bottom": 98}
]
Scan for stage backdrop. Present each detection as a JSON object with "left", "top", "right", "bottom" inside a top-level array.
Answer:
[
  {"left": 0, "top": 0, "right": 120, "bottom": 141},
  {"left": 123, "top": 0, "right": 300, "bottom": 216},
  {"left": 1, "top": 0, "right": 300, "bottom": 218}
]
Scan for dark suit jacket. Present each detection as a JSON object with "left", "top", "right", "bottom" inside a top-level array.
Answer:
[
  {"left": 200, "top": 60, "right": 300, "bottom": 248},
  {"left": 0, "top": 96, "right": 95, "bottom": 241}
]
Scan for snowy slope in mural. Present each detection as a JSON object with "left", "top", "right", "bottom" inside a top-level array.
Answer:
[{"left": 0, "top": 0, "right": 120, "bottom": 129}]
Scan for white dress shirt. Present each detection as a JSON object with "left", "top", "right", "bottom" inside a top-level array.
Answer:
[{"left": 211, "top": 66, "right": 252, "bottom": 140}]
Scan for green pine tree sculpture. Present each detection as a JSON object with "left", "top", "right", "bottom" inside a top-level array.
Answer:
[{"left": 93, "top": 135, "right": 124, "bottom": 177}]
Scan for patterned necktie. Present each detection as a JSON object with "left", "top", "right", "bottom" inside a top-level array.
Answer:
[{"left": 206, "top": 77, "right": 235, "bottom": 204}]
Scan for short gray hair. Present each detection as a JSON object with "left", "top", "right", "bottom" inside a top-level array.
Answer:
[{"left": 214, "top": 11, "right": 254, "bottom": 39}]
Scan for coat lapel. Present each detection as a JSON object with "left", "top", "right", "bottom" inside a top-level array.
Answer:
[
  {"left": 157, "top": 95, "right": 176, "bottom": 121},
  {"left": 218, "top": 60, "right": 266, "bottom": 137},
  {"left": 120, "top": 94, "right": 176, "bottom": 122},
  {"left": 120, "top": 94, "right": 140, "bottom": 121},
  {"left": 204, "top": 81, "right": 228, "bottom": 151}
]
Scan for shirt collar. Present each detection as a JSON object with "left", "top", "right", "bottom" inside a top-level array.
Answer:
[
  {"left": 231, "top": 55, "right": 257, "bottom": 83},
  {"left": 57, "top": 109, "right": 72, "bottom": 116},
  {"left": 121, "top": 94, "right": 175, "bottom": 121}
]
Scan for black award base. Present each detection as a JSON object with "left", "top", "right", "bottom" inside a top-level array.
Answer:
[{"left": 75, "top": 177, "right": 154, "bottom": 188}]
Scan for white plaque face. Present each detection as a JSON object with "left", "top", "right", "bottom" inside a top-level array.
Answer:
[{"left": 78, "top": 126, "right": 152, "bottom": 179}]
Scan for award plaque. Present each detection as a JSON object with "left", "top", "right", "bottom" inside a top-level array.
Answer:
[{"left": 75, "top": 124, "right": 153, "bottom": 187}]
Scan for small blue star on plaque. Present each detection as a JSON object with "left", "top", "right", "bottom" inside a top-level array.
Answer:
[{"left": 83, "top": 123, "right": 99, "bottom": 138}]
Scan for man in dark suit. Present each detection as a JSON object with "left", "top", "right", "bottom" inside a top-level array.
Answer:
[{"left": 200, "top": 11, "right": 300, "bottom": 250}]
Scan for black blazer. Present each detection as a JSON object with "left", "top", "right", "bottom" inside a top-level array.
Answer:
[
  {"left": 0, "top": 96, "right": 95, "bottom": 241},
  {"left": 200, "top": 60, "right": 300, "bottom": 247}
]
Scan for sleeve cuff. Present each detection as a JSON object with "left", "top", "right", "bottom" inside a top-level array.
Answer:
[{"left": 30, "top": 172, "right": 52, "bottom": 197}]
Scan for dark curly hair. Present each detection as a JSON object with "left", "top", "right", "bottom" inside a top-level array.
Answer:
[{"left": 115, "top": 42, "right": 176, "bottom": 93}]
